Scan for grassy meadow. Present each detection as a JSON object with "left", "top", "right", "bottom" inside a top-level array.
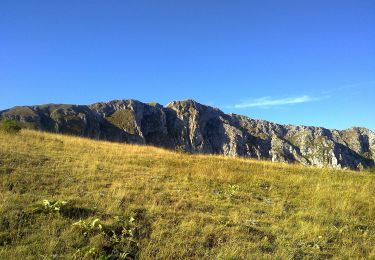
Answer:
[{"left": 0, "top": 129, "right": 374, "bottom": 259}]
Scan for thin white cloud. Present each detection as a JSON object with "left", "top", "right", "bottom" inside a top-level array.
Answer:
[
  {"left": 234, "top": 95, "right": 323, "bottom": 109},
  {"left": 323, "top": 80, "right": 375, "bottom": 94}
]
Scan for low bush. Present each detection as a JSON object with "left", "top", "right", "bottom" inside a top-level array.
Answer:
[{"left": 0, "top": 119, "right": 21, "bottom": 134}]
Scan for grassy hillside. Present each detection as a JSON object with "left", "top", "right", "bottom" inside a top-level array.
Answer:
[{"left": 0, "top": 130, "right": 374, "bottom": 259}]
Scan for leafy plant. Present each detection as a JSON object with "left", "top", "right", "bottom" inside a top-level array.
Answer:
[
  {"left": 33, "top": 199, "right": 69, "bottom": 214},
  {"left": 213, "top": 184, "right": 240, "bottom": 200},
  {"left": 72, "top": 218, "right": 103, "bottom": 237},
  {"left": 72, "top": 215, "right": 142, "bottom": 259},
  {"left": 106, "top": 216, "right": 138, "bottom": 258},
  {"left": 226, "top": 184, "right": 240, "bottom": 199},
  {"left": 73, "top": 246, "right": 106, "bottom": 259}
]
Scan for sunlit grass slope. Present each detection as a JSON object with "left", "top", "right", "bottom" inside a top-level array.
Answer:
[{"left": 0, "top": 130, "right": 374, "bottom": 259}]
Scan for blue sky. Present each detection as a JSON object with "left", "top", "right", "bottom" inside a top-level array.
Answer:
[{"left": 0, "top": 0, "right": 374, "bottom": 130}]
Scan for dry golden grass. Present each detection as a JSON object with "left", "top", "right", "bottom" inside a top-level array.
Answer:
[{"left": 0, "top": 129, "right": 374, "bottom": 259}]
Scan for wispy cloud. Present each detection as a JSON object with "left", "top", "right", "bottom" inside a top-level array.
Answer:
[
  {"left": 323, "top": 80, "right": 375, "bottom": 94},
  {"left": 234, "top": 95, "right": 324, "bottom": 109}
]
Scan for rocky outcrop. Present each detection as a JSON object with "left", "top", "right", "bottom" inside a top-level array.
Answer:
[{"left": 1, "top": 99, "right": 374, "bottom": 170}]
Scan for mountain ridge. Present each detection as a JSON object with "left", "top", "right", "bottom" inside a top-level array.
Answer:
[{"left": 1, "top": 99, "right": 374, "bottom": 170}]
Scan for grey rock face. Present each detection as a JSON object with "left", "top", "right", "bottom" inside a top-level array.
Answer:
[{"left": 1, "top": 99, "right": 374, "bottom": 170}]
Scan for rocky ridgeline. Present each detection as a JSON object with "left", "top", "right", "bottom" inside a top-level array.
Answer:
[{"left": 1, "top": 99, "right": 374, "bottom": 170}]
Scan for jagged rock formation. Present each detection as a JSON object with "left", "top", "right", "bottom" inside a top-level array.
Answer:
[{"left": 1, "top": 99, "right": 374, "bottom": 170}]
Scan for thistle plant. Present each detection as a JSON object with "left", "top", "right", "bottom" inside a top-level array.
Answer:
[
  {"left": 33, "top": 199, "right": 69, "bottom": 214},
  {"left": 72, "top": 216, "right": 140, "bottom": 259},
  {"left": 72, "top": 218, "right": 103, "bottom": 236}
]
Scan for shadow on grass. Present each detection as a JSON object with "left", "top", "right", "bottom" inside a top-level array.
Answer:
[
  {"left": 32, "top": 200, "right": 96, "bottom": 219},
  {"left": 0, "top": 166, "right": 15, "bottom": 174},
  {"left": 60, "top": 206, "right": 96, "bottom": 219}
]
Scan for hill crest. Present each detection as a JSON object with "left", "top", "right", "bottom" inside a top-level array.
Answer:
[{"left": 1, "top": 99, "right": 374, "bottom": 170}]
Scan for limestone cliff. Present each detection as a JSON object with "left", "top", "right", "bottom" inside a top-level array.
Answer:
[{"left": 1, "top": 99, "right": 373, "bottom": 170}]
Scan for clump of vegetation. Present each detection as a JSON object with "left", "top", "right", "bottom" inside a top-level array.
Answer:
[
  {"left": 0, "top": 118, "right": 21, "bottom": 133},
  {"left": 213, "top": 184, "right": 241, "bottom": 200},
  {"left": 30, "top": 198, "right": 148, "bottom": 258},
  {"left": 72, "top": 218, "right": 103, "bottom": 236},
  {"left": 226, "top": 184, "right": 240, "bottom": 199},
  {"left": 33, "top": 199, "right": 69, "bottom": 214},
  {"left": 72, "top": 213, "right": 147, "bottom": 259}
]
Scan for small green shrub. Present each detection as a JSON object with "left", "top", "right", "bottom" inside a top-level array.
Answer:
[{"left": 0, "top": 119, "right": 21, "bottom": 134}]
